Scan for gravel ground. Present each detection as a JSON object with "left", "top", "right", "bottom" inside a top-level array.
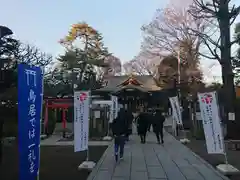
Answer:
[{"left": 0, "top": 143, "right": 107, "bottom": 180}]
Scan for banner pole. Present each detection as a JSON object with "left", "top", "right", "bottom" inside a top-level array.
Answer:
[
  {"left": 86, "top": 147, "right": 89, "bottom": 161},
  {"left": 37, "top": 67, "right": 44, "bottom": 180},
  {"left": 78, "top": 90, "right": 95, "bottom": 170},
  {"left": 215, "top": 91, "right": 229, "bottom": 165},
  {"left": 86, "top": 90, "right": 91, "bottom": 162},
  {"left": 107, "top": 105, "right": 110, "bottom": 136}
]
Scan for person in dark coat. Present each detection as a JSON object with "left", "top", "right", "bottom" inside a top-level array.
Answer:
[
  {"left": 152, "top": 109, "right": 165, "bottom": 144},
  {"left": 136, "top": 108, "right": 149, "bottom": 144},
  {"left": 147, "top": 112, "right": 153, "bottom": 132},
  {"left": 111, "top": 108, "right": 128, "bottom": 162},
  {"left": 125, "top": 108, "right": 134, "bottom": 141}
]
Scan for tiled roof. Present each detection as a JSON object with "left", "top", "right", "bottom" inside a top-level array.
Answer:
[{"left": 97, "top": 75, "right": 161, "bottom": 92}]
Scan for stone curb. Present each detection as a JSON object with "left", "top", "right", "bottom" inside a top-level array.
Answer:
[
  {"left": 86, "top": 140, "right": 114, "bottom": 180},
  {"left": 168, "top": 132, "right": 230, "bottom": 180}
]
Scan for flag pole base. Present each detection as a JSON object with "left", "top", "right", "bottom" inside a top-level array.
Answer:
[
  {"left": 102, "top": 136, "right": 112, "bottom": 141},
  {"left": 40, "top": 134, "right": 47, "bottom": 140},
  {"left": 78, "top": 161, "right": 96, "bottom": 170},
  {"left": 216, "top": 164, "right": 240, "bottom": 175},
  {"left": 180, "top": 138, "right": 190, "bottom": 144}
]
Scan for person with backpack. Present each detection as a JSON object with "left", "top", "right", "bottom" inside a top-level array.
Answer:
[
  {"left": 111, "top": 108, "right": 128, "bottom": 162},
  {"left": 136, "top": 107, "right": 149, "bottom": 144},
  {"left": 125, "top": 107, "right": 134, "bottom": 141},
  {"left": 152, "top": 108, "right": 165, "bottom": 144}
]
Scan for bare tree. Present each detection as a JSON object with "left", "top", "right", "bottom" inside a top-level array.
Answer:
[
  {"left": 102, "top": 55, "right": 122, "bottom": 77},
  {"left": 140, "top": 3, "right": 204, "bottom": 94},
  {"left": 2, "top": 42, "right": 53, "bottom": 71},
  {"left": 17, "top": 43, "right": 53, "bottom": 67},
  {"left": 123, "top": 51, "right": 159, "bottom": 76},
  {"left": 141, "top": 3, "right": 205, "bottom": 61},
  {"left": 189, "top": 0, "right": 240, "bottom": 138}
]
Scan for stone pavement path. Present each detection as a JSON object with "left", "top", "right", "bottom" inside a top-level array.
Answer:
[{"left": 87, "top": 131, "right": 229, "bottom": 180}]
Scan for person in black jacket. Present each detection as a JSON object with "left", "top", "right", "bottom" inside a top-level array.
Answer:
[
  {"left": 136, "top": 107, "right": 149, "bottom": 144},
  {"left": 152, "top": 108, "right": 165, "bottom": 144},
  {"left": 125, "top": 108, "right": 134, "bottom": 141},
  {"left": 111, "top": 108, "right": 128, "bottom": 162},
  {"left": 147, "top": 111, "right": 153, "bottom": 132}
]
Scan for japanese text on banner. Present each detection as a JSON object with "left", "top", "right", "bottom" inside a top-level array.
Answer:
[
  {"left": 26, "top": 69, "right": 38, "bottom": 174},
  {"left": 18, "top": 64, "right": 42, "bottom": 180},
  {"left": 198, "top": 92, "right": 224, "bottom": 154}
]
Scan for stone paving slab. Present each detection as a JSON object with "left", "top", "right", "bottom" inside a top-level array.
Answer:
[{"left": 87, "top": 131, "right": 230, "bottom": 180}]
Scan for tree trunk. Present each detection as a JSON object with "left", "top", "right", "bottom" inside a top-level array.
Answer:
[
  {"left": 0, "top": 120, "right": 3, "bottom": 165},
  {"left": 219, "top": 0, "right": 238, "bottom": 139}
]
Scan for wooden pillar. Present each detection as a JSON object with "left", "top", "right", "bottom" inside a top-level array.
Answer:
[
  {"left": 62, "top": 108, "right": 67, "bottom": 129},
  {"left": 44, "top": 100, "right": 49, "bottom": 133}
]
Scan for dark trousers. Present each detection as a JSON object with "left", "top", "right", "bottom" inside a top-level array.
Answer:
[
  {"left": 114, "top": 135, "right": 125, "bottom": 158},
  {"left": 140, "top": 131, "right": 147, "bottom": 143},
  {"left": 125, "top": 128, "right": 131, "bottom": 141},
  {"left": 155, "top": 128, "right": 164, "bottom": 143},
  {"left": 148, "top": 123, "right": 152, "bottom": 132},
  {"left": 125, "top": 134, "right": 129, "bottom": 141}
]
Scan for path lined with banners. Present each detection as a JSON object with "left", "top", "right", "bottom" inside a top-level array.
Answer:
[{"left": 87, "top": 131, "right": 229, "bottom": 180}]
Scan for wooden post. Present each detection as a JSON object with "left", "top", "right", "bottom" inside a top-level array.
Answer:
[
  {"left": 62, "top": 108, "right": 66, "bottom": 138},
  {"left": 44, "top": 100, "right": 49, "bottom": 134}
]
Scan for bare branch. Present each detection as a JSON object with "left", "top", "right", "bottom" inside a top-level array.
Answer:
[{"left": 16, "top": 43, "right": 53, "bottom": 67}]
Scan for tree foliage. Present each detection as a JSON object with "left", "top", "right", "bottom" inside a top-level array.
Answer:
[
  {"left": 123, "top": 51, "right": 158, "bottom": 76},
  {"left": 157, "top": 55, "right": 203, "bottom": 96},
  {"left": 128, "top": 3, "right": 204, "bottom": 95},
  {"left": 189, "top": 0, "right": 240, "bottom": 61},
  {"left": 102, "top": 55, "right": 121, "bottom": 77},
  {"left": 0, "top": 30, "right": 18, "bottom": 92},
  {"left": 0, "top": 31, "right": 53, "bottom": 101},
  {"left": 236, "top": 22, "right": 240, "bottom": 59},
  {"left": 59, "top": 22, "right": 110, "bottom": 66},
  {"left": 189, "top": 0, "right": 240, "bottom": 119},
  {"left": 233, "top": 22, "right": 240, "bottom": 84},
  {"left": 141, "top": 4, "right": 205, "bottom": 59},
  {"left": 47, "top": 22, "right": 113, "bottom": 96}
]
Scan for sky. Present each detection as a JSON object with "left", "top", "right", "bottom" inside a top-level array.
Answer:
[
  {"left": 0, "top": 0, "right": 240, "bottom": 83},
  {"left": 0, "top": 0, "right": 167, "bottom": 61}
]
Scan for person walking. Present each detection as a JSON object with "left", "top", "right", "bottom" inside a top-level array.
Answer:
[
  {"left": 152, "top": 108, "right": 165, "bottom": 144},
  {"left": 147, "top": 111, "right": 152, "bottom": 132},
  {"left": 125, "top": 108, "right": 134, "bottom": 141},
  {"left": 111, "top": 108, "right": 128, "bottom": 162},
  {"left": 136, "top": 107, "right": 149, "bottom": 144}
]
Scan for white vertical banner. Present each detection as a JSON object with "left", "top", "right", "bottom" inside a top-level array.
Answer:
[
  {"left": 198, "top": 91, "right": 225, "bottom": 154},
  {"left": 111, "top": 95, "right": 118, "bottom": 119},
  {"left": 74, "top": 91, "right": 90, "bottom": 152},
  {"left": 169, "top": 96, "right": 183, "bottom": 125}
]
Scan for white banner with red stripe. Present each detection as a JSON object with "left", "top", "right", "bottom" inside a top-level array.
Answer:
[
  {"left": 74, "top": 91, "right": 90, "bottom": 152},
  {"left": 198, "top": 91, "right": 225, "bottom": 154}
]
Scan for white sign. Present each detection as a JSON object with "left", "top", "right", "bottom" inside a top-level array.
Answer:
[
  {"left": 74, "top": 91, "right": 90, "bottom": 152},
  {"left": 94, "top": 111, "right": 100, "bottom": 118},
  {"left": 228, "top": 112, "right": 235, "bottom": 121},
  {"left": 196, "top": 112, "right": 202, "bottom": 121},
  {"left": 92, "top": 100, "right": 112, "bottom": 105},
  {"left": 198, "top": 91, "right": 225, "bottom": 154},
  {"left": 169, "top": 96, "right": 183, "bottom": 125},
  {"left": 111, "top": 96, "right": 118, "bottom": 122}
]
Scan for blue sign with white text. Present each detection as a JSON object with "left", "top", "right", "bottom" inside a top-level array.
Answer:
[{"left": 18, "top": 63, "right": 43, "bottom": 180}]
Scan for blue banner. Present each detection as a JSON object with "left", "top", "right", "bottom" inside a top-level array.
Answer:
[{"left": 18, "top": 63, "right": 43, "bottom": 180}]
